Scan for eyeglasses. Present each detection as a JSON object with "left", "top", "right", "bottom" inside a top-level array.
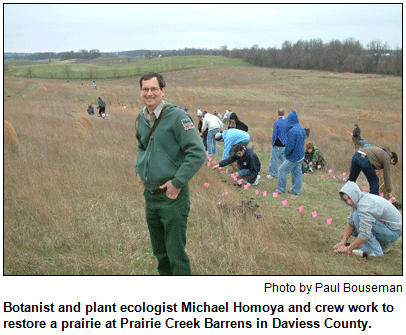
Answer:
[{"left": 141, "top": 87, "right": 161, "bottom": 93}]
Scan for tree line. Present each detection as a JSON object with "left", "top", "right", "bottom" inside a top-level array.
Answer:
[
  {"left": 154, "top": 38, "right": 402, "bottom": 76},
  {"left": 25, "top": 49, "right": 101, "bottom": 61}
]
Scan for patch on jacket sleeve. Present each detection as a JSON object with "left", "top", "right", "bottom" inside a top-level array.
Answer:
[{"left": 181, "top": 118, "right": 195, "bottom": 130}]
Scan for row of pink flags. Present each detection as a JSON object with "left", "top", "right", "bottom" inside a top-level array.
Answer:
[{"left": 203, "top": 153, "right": 387, "bottom": 225}]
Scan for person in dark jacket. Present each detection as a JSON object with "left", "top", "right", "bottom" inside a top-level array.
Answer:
[
  {"left": 212, "top": 143, "right": 261, "bottom": 186},
  {"left": 228, "top": 112, "right": 249, "bottom": 132},
  {"left": 87, "top": 104, "right": 94, "bottom": 116},
  {"left": 276, "top": 110, "right": 306, "bottom": 195},
  {"left": 352, "top": 124, "right": 371, "bottom": 150},
  {"left": 97, "top": 97, "right": 106, "bottom": 118}
]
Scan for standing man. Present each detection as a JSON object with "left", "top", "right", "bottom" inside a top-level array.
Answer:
[
  {"left": 276, "top": 110, "right": 306, "bottom": 195},
  {"left": 267, "top": 109, "right": 287, "bottom": 180},
  {"left": 97, "top": 97, "right": 106, "bottom": 118},
  {"left": 334, "top": 181, "right": 402, "bottom": 257},
  {"left": 201, "top": 111, "right": 223, "bottom": 155},
  {"left": 348, "top": 146, "right": 398, "bottom": 202},
  {"left": 135, "top": 72, "right": 206, "bottom": 275}
]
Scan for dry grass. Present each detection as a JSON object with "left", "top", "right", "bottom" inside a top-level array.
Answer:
[{"left": 3, "top": 68, "right": 402, "bottom": 275}]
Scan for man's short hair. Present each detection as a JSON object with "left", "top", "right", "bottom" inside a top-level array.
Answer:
[
  {"left": 305, "top": 142, "right": 314, "bottom": 151},
  {"left": 140, "top": 72, "right": 166, "bottom": 89},
  {"left": 277, "top": 109, "right": 285, "bottom": 116},
  {"left": 391, "top": 152, "right": 398, "bottom": 165},
  {"left": 234, "top": 143, "right": 245, "bottom": 153}
]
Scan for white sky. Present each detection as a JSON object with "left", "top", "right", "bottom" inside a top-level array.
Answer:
[{"left": 3, "top": 3, "right": 403, "bottom": 53}]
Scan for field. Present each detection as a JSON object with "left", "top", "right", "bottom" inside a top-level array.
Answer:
[{"left": 3, "top": 58, "right": 403, "bottom": 275}]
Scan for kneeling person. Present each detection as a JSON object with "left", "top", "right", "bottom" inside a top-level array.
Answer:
[
  {"left": 334, "top": 181, "right": 402, "bottom": 257},
  {"left": 212, "top": 144, "right": 261, "bottom": 186}
]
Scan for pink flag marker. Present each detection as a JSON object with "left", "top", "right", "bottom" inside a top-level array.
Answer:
[
  {"left": 311, "top": 211, "right": 317, "bottom": 218},
  {"left": 226, "top": 168, "right": 229, "bottom": 172},
  {"left": 342, "top": 172, "right": 347, "bottom": 176},
  {"left": 237, "top": 179, "right": 243, "bottom": 185},
  {"left": 343, "top": 177, "right": 347, "bottom": 181},
  {"left": 380, "top": 193, "right": 384, "bottom": 197},
  {"left": 207, "top": 162, "right": 211, "bottom": 167},
  {"left": 222, "top": 189, "right": 229, "bottom": 196},
  {"left": 212, "top": 160, "right": 217, "bottom": 164},
  {"left": 389, "top": 198, "right": 393, "bottom": 204},
  {"left": 362, "top": 186, "right": 367, "bottom": 190},
  {"left": 320, "top": 175, "right": 325, "bottom": 178},
  {"left": 273, "top": 192, "right": 278, "bottom": 198},
  {"left": 318, "top": 165, "right": 322, "bottom": 169},
  {"left": 282, "top": 199, "right": 288, "bottom": 206},
  {"left": 333, "top": 175, "right": 336, "bottom": 179},
  {"left": 231, "top": 173, "right": 236, "bottom": 178},
  {"left": 329, "top": 169, "right": 333, "bottom": 173},
  {"left": 244, "top": 184, "right": 249, "bottom": 190},
  {"left": 327, "top": 218, "right": 333, "bottom": 225},
  {"left": 263, "top": 191, "right": 267, "bottom": 197},
  {"left": 298, "top": 206, "right": 304, "bottom": 212},
  {"left": 309, "top": 162, "right": 312, "bottom": 165},
  {"left": 204, "top": 182, "right": 209, "bottom": 188},
  {"left": 255, "top": 189, "right": 259, "bottom": 195}
]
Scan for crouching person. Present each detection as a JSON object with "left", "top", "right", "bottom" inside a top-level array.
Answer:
[
  {"left": 212, "top": 144, "right": 261, "bottom": 186},
  {"left": 334, "top": 181, "right": 402, "bottom": 257}
]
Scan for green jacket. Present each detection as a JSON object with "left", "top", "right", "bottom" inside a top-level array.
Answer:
[{"left": 135, "top": 103, "right": 206, "bottom": 191}]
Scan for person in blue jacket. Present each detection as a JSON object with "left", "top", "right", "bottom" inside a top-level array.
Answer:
[
  {"left": 215, "top": 129, "right": 250, "bottom": 160},
  {"left": 276, "top": 110, "right": 306, "bottom": 195},
  {"left": 267, "top": 109, "right": 288, "bottom": 179},
  {"left": 212, "top": 143, "right": 261, "bottom": 186}
]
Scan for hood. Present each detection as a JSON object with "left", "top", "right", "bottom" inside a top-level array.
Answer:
[
  {"left": 339, "top": 181, "right": 363, "bottom": 207},
  {"left": 286, "top": 110, "right": 299, "bottom": 128},
  {"left": 229, "top": 112, "right": 240, "bottom": 122}
]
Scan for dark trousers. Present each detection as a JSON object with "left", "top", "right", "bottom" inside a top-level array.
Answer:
[
  {"left": 143, "top": 185, "right": 191, "bottom": 275},
  {"left": 99, "top": 106, "right": 105, "bottom": 117},
  {"left": 348, "top": 152, "right": 380, "bottom": 194}
]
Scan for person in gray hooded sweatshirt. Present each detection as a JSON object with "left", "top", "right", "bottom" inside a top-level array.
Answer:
[{"left": 334, "top": 181, "right": 402, "bottom": 257}]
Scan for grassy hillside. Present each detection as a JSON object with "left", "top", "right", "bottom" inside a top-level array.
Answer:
[{"left": 3, "top": 65, "right": 402, "bottom": 275}]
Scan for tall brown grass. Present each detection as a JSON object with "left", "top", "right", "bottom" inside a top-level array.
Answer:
[
  {"left": 3, "top": 69, "right": 402, "bottom": 275},
  {"left": 4, "top": 120, "right": 19, "bottom": 151}
]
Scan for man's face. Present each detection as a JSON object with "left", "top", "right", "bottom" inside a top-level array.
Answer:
[
  {"left": 236, "top": 150, "right": 245, "bottom": 158},
  {"left": 342, "top": 194, "right": 355, "bottom": 207},
  {"left": 140, "top": 77, "right": 165, "bottom": 112}
]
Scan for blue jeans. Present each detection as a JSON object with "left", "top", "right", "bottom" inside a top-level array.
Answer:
[
  {"left": 351, "top": 211, "right": 402, "bottom": 256},
  {"left": 207, "top": 128, "right": 220, "bottom": 154},
  {"left": 277, "top": 158, "right": 303, "bottom": 194},
  {"left": 349, "top": 152, "right": 379, "bottom": 195},
  {"left": 237, "top": 168, "right": 250, "bottom": 178},
  {"left": 268, "top": 146, "right": 285, "bottom": 177}
]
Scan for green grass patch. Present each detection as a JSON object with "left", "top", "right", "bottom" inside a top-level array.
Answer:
[{"left": 5, "top": 55, "right": 253, "bottom": 80}]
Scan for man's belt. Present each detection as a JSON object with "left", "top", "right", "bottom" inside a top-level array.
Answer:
[{"left": 150, "top": 187, "right": 167, "bottom": 195}]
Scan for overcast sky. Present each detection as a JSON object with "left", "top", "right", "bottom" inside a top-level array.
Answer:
[{"left": 4, "top": 4, "right": 403, "bottom": 53}]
